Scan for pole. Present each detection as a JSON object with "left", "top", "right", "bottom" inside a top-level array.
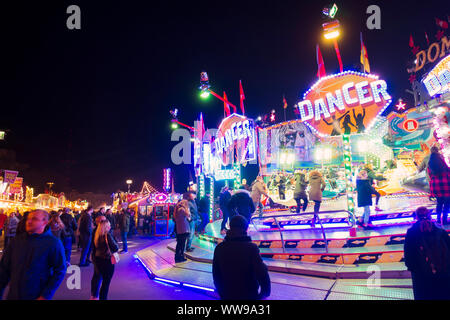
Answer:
[
  {"left": 208, "top": 89, "right": 238, "bottom": 113},
  {"left": 333, "top": 39, "right": 343, "bottom": 73}
]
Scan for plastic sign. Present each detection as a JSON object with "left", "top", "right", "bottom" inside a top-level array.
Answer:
[
  {"left": 403, "top": 119, "right": 419, "bottom": 133},
  {"left": 422, "top": 54, "right": 450, "bottom": 97},
  {"left": 214, "top": 114, "right": 256, "bottom": 165},
  {"left": 297, "top": 71, "right": 391, "bottom": 136},
  {"left": 415, "top": 36, "right": 450, "bottom": 72}
]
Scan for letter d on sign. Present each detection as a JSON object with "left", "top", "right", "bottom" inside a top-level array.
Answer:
[
  {"left": 66, "top": 265, "right": 81, "bottom": 290},
  {"left": 66, "top": 5, "right": 81, "bottom": 30}
]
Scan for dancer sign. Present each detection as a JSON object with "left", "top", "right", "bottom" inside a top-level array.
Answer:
[{"left": 296, "top": 71, "right": 392, "bottom": 136}]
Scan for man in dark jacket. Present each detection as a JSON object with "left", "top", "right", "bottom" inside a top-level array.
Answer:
[
  {"left": 213, "top": 215, "right": 270, "bottom": 300},
  {"left": 0, "top": 209, "right": 66, "bottom": 300},
  {"left": 219, "top": 187, "right": 232, "bottom": 235},
  {"left": 118, "top": 205, "right": 130, "bottom": 253},
  {"left": 227, "top": 187, "right": 256, "bottom": 224},
  {"left": 185, "top": 192, "right": 199, "bottom": 252},
  {"left": 197, "top": 195, "right": 210, "bottom": 234},
  {"left": 59, "top": 208, "right": 78, "bottom": 266},
  {"left": 404, "top": 206, "right": 450, "bottom": 300},
  {"left": 78, "top": 206, "right": 94, "bottom": 266}
]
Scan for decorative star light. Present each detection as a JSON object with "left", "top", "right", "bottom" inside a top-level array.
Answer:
[{"left": 396, "top": 99, "right": 406, "bottom": 111}]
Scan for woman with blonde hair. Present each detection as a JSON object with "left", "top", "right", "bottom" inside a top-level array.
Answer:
[
  {"left": 90, "top": 220, "right": 119, "bottom": 300},
  {"left": 308, "top": 170, "right": 326, "bottom": 228}
]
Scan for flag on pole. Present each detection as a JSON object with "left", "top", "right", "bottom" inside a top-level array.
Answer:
[
  {"left": 283, "top": 95, "right": 288, "bottom": 109},
  {"left": 239, "top": 80, "right": 245, "bottom": 115},
  {"left": 409, "top": 34, "right": 414, "bottom": 48},
  {"left": 436, "top": 17, "right": 449, "bottom": 29},
  {"left": 425, "top": 32, "right": 430, "bottom": 45},
  {"left": 223, "top": 91, "right": 231, "bottom": 116},
  {"left": 316, "top": 44, "right": 326, "bottom": 79},
  {"left": 360, "top": 32, "right": 370, "bottom": 73}
]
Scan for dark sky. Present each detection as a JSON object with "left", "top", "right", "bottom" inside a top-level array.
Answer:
[{"left": 2, "top": 0, "right": 448, "bottom": 194}]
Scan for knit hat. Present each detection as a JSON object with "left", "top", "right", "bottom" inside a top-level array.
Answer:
[{"left": 229, "top": 215, "right": 249, "bottom": 231}]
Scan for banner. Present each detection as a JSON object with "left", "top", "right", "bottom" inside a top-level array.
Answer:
[
  {"left": 3, "top": 170, "right": 19, "bottom": 184},
  {"left": 9, "top": 177, "right": 23, "bottom": 194}
]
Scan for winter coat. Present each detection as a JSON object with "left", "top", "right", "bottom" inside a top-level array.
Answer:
[
  {"left": 250, "top": 180, "right": 268, "bottom": 203},
  {"left": 5, "top": 216, "right": 19, "bottom": 238},
  {"left": 0, "top": 213, "right": 7, "bottom": 230},
  {"left": 219, "top": 190, "right": 232, "bottom": 209},
  {"left": 174, "top": 200, "right": 191, "bottom": 234},
  {"left": 308, "top": 172, "right": 326, "bottom": 201},
  {"left": 118, "top": 210, "right": 130, "bottom": 233},
  {"left": 356, "top": 178, "right": 373, "bottom": 207},
  {"left": 227, "top": 189, "right": 256, "bottom": 222},
  {"left": 212, "top": 229, "right": 271, "bottom": 300},
  {"left": 428, "top": 168, "right": 450, "bottom": 198},
  {"left": 92, "top": 232, "right": 119, "bottom": 260},
  {"left": 188, "top": 199, "right": 199, "bottom": 222},
  {"left": 294, "top": 173, "right": 308, "bottom": 198},
  {"left": 60, "top": 213, "right": 78, "bottom": 238},
  {"left": 78, "top": 212, "right": 93, "bottom": 237},
  {"left": 105, "top": 214, "right": 116, "bottom": 230},
  {"left": 0, "top": 228, "right": 67, "bottom": 300},
  {"left": 404, "top": 221, "right": 450, "bottom": 299}
]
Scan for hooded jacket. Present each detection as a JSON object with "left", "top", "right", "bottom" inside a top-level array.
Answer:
[
  {"left": 227, "top": 189, "right": 256, "bottom": 221},
  {"left": 356, "top": 177, "right": 373, "bottom": 207},
  {"left": 174, "top": 200, "right": 191, "bottom": 234},
  {"left": 0, "top": 228, "right": 66, "bottom": 300},
  {"left": 294, "top": 173, "right": 308, "bottom": 198},
  {"left": 308, "top": 171, "right": 326, "bottom": 201},
  {"left": 213, "top": 228, "right": 270, "bottom": 300},
  {"left": 250, "top": 180, "right": 268, "bottom": 203}
]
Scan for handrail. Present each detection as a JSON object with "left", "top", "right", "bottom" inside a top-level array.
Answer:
[{"left": 250, "top": 209, "right": 353, "bottom": 255}]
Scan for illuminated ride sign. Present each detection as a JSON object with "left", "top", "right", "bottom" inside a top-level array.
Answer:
[
  {"left": 296, "top": 71, "right": 392, "bottom": 136},
  {"left": 422, "top": 54, "right": 450, "bottom": 97},
  {"left": 213, "top": 114, "right": 256, "bottom": 166}
]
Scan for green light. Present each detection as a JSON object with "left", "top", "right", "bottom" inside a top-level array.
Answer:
[
  {"left": 200, "top": 91, "right": 210, "bottom": 99},
  {"left": 171, "top": 122, "right": 178, "bottom": 129},
  {"left": 329, "top": 4, "right": 338, "bottom": 18}
]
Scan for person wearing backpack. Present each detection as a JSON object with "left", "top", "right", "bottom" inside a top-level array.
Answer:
[{"left": 404, "top": 206, "right": 450, "bottom": 300}]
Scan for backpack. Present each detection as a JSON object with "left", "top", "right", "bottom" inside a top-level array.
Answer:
[{"left": 418, "top": 228, "right": 450, "bottom": 274}]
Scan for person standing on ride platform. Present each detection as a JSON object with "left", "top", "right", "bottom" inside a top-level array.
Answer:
[
  {"left": 294, "top": 170, "right": 308, "bottom": 213},
  {"left": 228, "top": 187, "right": 255, "bottom": 223},
  {"left": 364, "top": 164, "right": 386, "bottom": 212},
  {"left": 185, "top": 192, "right": 199, "bottom": 253},
  {"left": 427, "top": 147, "right": 450, "bottom": 225},
  {"left": 404, "top": 207, "right": 450, "bottom": 300},
  {"left": 219, "top": 187, "right": 233, "bottom": 235},
  {"left": 250, "top": 176, "right": 269, "bottom": 218},
  {"left": 356, "top": 170, "right": 373, "bottom": 229},
  {"left": 308, "top": 170, "right": 326, "bottom": 228}
]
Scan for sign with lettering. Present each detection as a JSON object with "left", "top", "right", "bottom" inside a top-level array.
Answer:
[
  {"left": 296, "top": 71, "right": 391, "bottom": 136},
  {"left": 422, "top": 54, "right": 450, "bottom": 97},
  {"left": 415, "top": 36, "right": 450, "bottom": 72},
  {"left": 3, "top": 170, "right": 19, "bottom": 184},
  {"left": 9, "top": 177, "right": 23, "bottom": 194},
  {"left": 213, "top": 114, "right": 256, "bottom": 165}
]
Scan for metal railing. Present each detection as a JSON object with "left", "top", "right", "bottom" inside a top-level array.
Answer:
[{"left": 250, "top": 210, "right": 353, "bottom": 254}]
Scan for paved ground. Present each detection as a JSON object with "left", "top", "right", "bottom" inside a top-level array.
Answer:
[{"left": 1, "top": 234, "right": 214, "bottom": 300}]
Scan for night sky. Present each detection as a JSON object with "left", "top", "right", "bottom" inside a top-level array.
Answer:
[{"left": 2, "top": 0, "right": 447, "bottom": 194}]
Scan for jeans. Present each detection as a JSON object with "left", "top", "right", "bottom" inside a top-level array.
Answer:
[
  {"left": 120, "top": 231, "right": 128, "bottom": 252},
  {"left": 220, "top": 207, "right": 229, "bottom": 231},
  {"left": 62, "top": 237, "right": 73, "bottom": 264},
  {"left": 294, "top": 196, "right": 308, "bottom": 213},
  {"left": 372, "top": 190, "right": 381, "bottom": 206},
  {"left": 436, "top": 197, "right": 450, "bottom": 224},
  {"left": 79, "top": 234, "right": 92, "bottom": 265},
  {"left": 311, "top": 200, "right": 321, "bottom": 224},
  {"left": 91, "top": 257, "right": 115, "bottom": 300},
  {"left": 186, "top": 220, "right": 196, "bottom": 250},
  {"left": 253, "top": 201, "right": 264, "bottom": 217},
  {"left": 175, "top": 233, "right": 189, "bottom": 261},
  {"left": 362, "top": 206, "right": 371, "bottom": 225},
  {"left": 197, "top": 212, "right": 209, "bottom": 233}
]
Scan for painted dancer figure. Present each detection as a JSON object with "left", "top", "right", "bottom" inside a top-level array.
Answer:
[
  {"left": 352, "top": 108, "right": 366, "bottom": 133},
  {"left": 341, "top": 114, "right": 357, "bottom": 135},
  {"left": 322, "top": 112, "right": 349, "bottom": 136}
]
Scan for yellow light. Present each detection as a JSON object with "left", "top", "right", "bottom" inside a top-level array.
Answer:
[{"left": 324, "top": 30, "right": 340, "bottom": 40}]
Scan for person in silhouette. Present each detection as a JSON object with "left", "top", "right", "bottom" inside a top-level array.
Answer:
[
  {"left": 341, "top": 114, "right": 357, "bottom": 135},
  {"left": 353, "top": 108, "right": 366, "bottom": 133}
]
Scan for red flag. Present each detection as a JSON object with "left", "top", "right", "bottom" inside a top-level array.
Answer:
[
  {"left": 316, "top": 44, "right": 326, "bottom": 79},
  {"left": 239, "top": 80, "right": 245, "bottom": 115},
  {"left": 409, "top": 34, "right": 414, "bottom": 48},
  {"left": 283, "top": 96, "right": 288, "bottom": 109},
  {"left": 223, "top": 91, "right": 231, "bottom": 116},
  {"left": 425, "top": 32, "right": 430, "bottom": 45},
  {"left": 436, "top": 17, "right": 449, "bottom": 29}
]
